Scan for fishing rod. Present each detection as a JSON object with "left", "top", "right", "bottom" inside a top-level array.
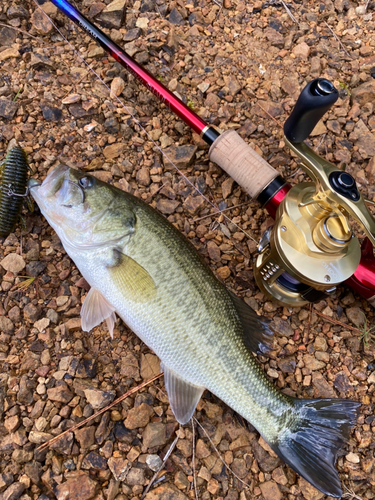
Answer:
[{"left": 49, "top": 0, "right": 375, "bottom": 309}]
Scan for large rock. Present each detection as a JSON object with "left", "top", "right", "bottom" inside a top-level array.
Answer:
[
  {"left": 144, "top": 483, "right": 189, "bottom": 499},
  {"left": 84, "top": 388, "right": 116, "bottom": 410},
  {"left": 162, "top": 145, "right": 197, "bottom": 170},
  {"left": 260, "top": 481, "right": 282, "bottom": 500},
  {"left": 54, "top": 471, "right": 98, "bottom": 500},
  {"left": 97, "top": 0, "right": 126, "bottom": 29},
  {"left": 1, "top": 482, "right": 26, "bottom": 500},
  {"left": 124, "top": 403, "right": 153, "bottom": 429},
  {"left": 351, "top": 80, "right": 375, "bottom": 106},
  {"left": 142, "top": 422, "right": 167, "bottom": 449},
  {"left": 47, "top": 382, "right": 74, "bottom": 403}
]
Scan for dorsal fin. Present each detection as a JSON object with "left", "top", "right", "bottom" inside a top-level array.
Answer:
[{"left": 229, "top": 291, "right": 274, "bottom": 354}]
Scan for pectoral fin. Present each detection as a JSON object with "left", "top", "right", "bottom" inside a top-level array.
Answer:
[
  {"left": 162, "top": 364, "right": 204, "bottom": 424},
  {"left": 81, "top": 287, "right": 117, "bottom": 338},
  {"left": 108, "top": 250, "right": 157, "bottom": 303},
  {"left": 229, "top": 291, "right": 274, "bottom": 354}
]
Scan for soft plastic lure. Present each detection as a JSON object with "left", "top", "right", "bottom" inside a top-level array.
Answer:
[{"left": 0, "top": 146, "right": 32, "bottom": 237}]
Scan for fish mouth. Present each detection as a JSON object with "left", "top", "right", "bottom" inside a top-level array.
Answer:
[{"left": 29, "top": 164, "right": 85, "bottom": 208}]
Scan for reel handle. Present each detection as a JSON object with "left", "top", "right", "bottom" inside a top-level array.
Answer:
[{"left": 284, "top": 79, "right": 339, "bottom": 143}]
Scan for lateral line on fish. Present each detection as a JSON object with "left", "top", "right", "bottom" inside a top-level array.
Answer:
[{"left": 30, "top": 0, "right": 258, "bottom": 243}]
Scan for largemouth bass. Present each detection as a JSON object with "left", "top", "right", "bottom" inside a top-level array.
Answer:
[{"left": 29, "top": 165, "right": 360, "bottom": 497}]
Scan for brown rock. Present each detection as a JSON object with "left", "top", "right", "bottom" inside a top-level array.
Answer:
[
  {"left": 75, "top": 426, "right": 96, "bottom": 449},
  {"left": 81, "top": 451, "right": 108, "bottom": 470},
  {"left": 0, "top": 48, "right": 20, "bottom": 62},
  {"left": 142, "top": 422, "right": 167, "bottom": 449},
  {"left": 144, "top": 483, "right": 189, "bottom": 499},
  {"left": 334, "top": 371, "right": 353, "bottom": 394},
  {"left": 298, "top": 477, "right": 324, "bottom": 500},
  {"left": 125, "top": 403, "right": 153, "bottom": 429},
  {"left": 303, "top": 354, "right": 326, "bottom": 371},
  {"left": 97, "top": 0, "right": 126, "bottom": 29},
  {"left": 281, "top": 76, "right": 300, "bottom": 98},
  {"left": 50, "top": 431, "right": 74, "bottom": 455},
  {"left": 84, "top": 388, "right": 116, "bottom": 410},
  {"left": 351, "top": 80, "right": 375, "bottom": 106},
  {"left": 0, "top": 473, "right": 14, "bottom": 493},
  {"left": 140, "top": 353, "right": 161, "bottom": 380},
  {"left": 195, "top": 439, "right": 210, "bottom": 459},
  {"left": 207, "top": 241, "right": 221, "bottom": 262},
  {"left": 271, "top": 466, "right": 288, "bottom": 485},
  {"left": 47, "top": 383, "right": 74, "bottom": 403},
  {"left": 174, "top": 470, "right": 189, "bottom": 490},
  {"left": 346, "top": 306, "right": 366, "bottom": 326},
  {"left": 4, "top": 415, "right": 20, "bottom": 434},
  {"left": 126, "top": 467, "right": 145, "bottom": 486},
  {"left": 216, "top": 266, "right": 231, "bottom": 280},
  {"left": 184, "top": 195, "right": 205, "bottom": 214},
  {"left": 54, "top": 471, "right": 98, "bottom": 500},
  {"left": 156, "top": 198, "right": 180, "bottom": 214},
  {"left": 108, "top": 457, "right": 130, "bottom": 481},
  {"left": 265, "top": 27, "right": 284, "bottom": 46},
  {"left": 103, "top": 143, "right": 127, "bottom": 159},
  {"left": 110, "top": 76, "right": 125, "bottom": 97},
  {"left": 277, "top": 356, "right": 296, "bottom": 374},
  {"left": 221, "top": 177, "right": 235, "bottom": 199},
  {"left": 0, "top": 254, "right": 25, "bottom": 273},
  {"left": 23, "top": 303, "right": 41, "bottom": 323},
  {"left": 31, "top": 9, "right": 54, "bottom": 34},
  {"left": 1, "top": 482, "right": 26, "bottom": 500},
  {"left": 260, "top": 480, "right": 282, "bottom": 500},
  {"left": 292, "top": 42, "right": 310, "bottom": 59},
  {"left": 224, "top": 75, "right": 242, "bottom": 95},
  {"left": 39, "top": 2, "right": 58, "bottom": 16},
  {"left": 17, "top": 376, "right": 34, "bottom": 405},
  {"left": 231, "top": 458, "right": 248, "bottom": 478},
  {"left": 0, "top": 317, "right": 14, "bottom": 335},
  {"left": 312, "top": 372, "right": 336, "bottom": 398},
  {"left": 136, "top": 167, "right": 151, "bottom": 186},
  {"left": 163, "top": 145, "right": 197, "bottom": 169},
  {"left": 271, "top": 318, "right": 293, "bottom": 337},
  {"left": 120, "top": 352, "right": 139, "bottom": 379}
]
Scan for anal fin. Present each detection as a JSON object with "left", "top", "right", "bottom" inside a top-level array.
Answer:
[
  {"left": 162, "top": 364, "right": 204, "bottom": 425},
  {"left": 229, "top": 291, "right": 274, "bottom": 354},
  {"left": 81, "top": 287, "right": 117, "bottom": 338}
]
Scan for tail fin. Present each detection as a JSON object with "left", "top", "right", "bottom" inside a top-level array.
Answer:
[{"left": 269, "top": 398, "right": 360, "bottom": 498}]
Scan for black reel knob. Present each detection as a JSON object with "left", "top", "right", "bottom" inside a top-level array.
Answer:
[
  {"left": 329, "top": 171, "right": 360, "bottom": 202},
  {"left": 284, "top": 78, "right": 339, "bottom": 143}
]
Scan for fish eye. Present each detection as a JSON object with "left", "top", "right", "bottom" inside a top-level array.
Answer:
[{"left": 79, "top": 176, "right": 93, "bottom": 189}]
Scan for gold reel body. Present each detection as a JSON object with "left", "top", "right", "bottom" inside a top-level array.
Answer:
[{"left": 254, "top": 182, "right": 362, "bottom": 307}]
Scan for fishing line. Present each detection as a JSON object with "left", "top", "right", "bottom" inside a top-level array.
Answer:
[{"left": 30, "top": 0, "right": 258, "bottom": 243}]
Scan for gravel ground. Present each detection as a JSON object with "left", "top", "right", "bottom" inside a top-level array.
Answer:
[{"left": 1, "top": 1, "right": 375, "bottom": 499}]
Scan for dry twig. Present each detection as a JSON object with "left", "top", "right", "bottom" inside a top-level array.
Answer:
[
  {"left": 324, "top": 22, "right": 352, "bottom": 59},
  {"left": 193, "top": 417, "right": 251, "bottom": 488},
  {"left": 192, "top": 419, "right": 199, "bottom": 500},
  {"left": 281, "top": 1, "right": 298, "bottom": 23},
  {"left": 37, "top": 373, "right": 163, "bottom": 451},
  {"left": 314, "top": 311, "right": 364, "bottom": 334},
  {"left": 141, "top": 429, "right": 180, "bottom": 498}
]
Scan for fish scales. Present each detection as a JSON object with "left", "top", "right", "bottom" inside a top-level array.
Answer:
[
  {"left": 29, "top": 165, "right": 360, "bottom": 498},
  {"left": 80, "top": 197, "right": 290, "bottom": 436}
]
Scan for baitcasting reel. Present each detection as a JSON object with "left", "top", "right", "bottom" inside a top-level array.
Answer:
[{"left": 254, "top": 79, "right": 375, "bottom": 307}]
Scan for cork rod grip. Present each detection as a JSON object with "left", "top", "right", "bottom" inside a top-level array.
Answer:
[{"left": 209, "top": 130, "right": 279, "bottom": 199}]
